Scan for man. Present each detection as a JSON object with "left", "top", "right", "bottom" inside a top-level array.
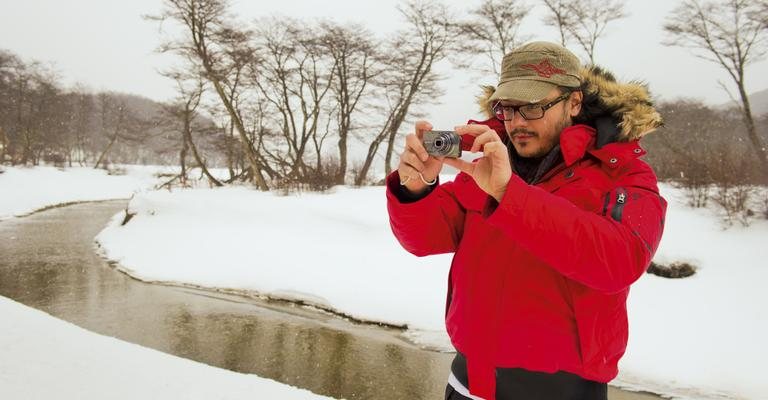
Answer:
[{"left": 386, "top": 42, "right": 667, "bottom": 400}]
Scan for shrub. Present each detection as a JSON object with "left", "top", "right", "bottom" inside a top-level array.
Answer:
[{"left": 647, "top": 261, "right": 697, "bottom": 278}]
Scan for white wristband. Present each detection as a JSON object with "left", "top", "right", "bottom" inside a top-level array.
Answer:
[{"left": 419, "top": 173, "right": 437, "bottom": 185}]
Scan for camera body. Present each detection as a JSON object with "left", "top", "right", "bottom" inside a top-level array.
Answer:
[{"left": 422, "top": 130, "right": 462, "bottom": 158}]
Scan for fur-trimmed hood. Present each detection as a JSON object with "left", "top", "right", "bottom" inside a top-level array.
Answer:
[{"left": 477, "top": 66, "right": 663, "bottom": 143}]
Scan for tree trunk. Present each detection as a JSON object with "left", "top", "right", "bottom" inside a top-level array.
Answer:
[
  {"left": 383, "top": 101, "right": 414, "bottom": 176},
  {"left": 183, "top": 116, "right": 223, "bottom": 187},
  {"left": 208, "top": 79, "right": 268, "bottom": 190},
  {"left": 355, "top": 142, "right": 381, "bottom": 186},
  {"left": 180, "top": 133, "right": 188, "bottom": 186},
  {"left": 94, "top": 134, "right": 117, "bottom": 170},
  {"left": 0, "top": 127, "right": 7, "bottom": 163},
  {"left": 737, "top": 84, "right": 768, "bottom": 184},
  {"left": 355, "top": 127, "right": 391, "bottom": 186},
  {"left": 21, "top": 129, "right": 33, "bottom": 165},
  {"left": 337, "top": 133, "right": 348, "bottom": 184},
  {"left": 226, "top": 123, "right": 236, "bottom": 181}
]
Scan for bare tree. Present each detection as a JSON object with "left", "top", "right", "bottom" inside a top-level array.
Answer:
[
  {"left": 93, "top": 94, "right": 148, "bottom": 169},
  {"left": 213, "top": 118, "right": 244, "bottom": 182},
  {"left": 149, "top": 0, "right": 269, "bottom": 189},
  {"left": 457, "top": 0, "right": 531, "bottom": 75},
  {"left": 251, "top": 20, "right": 338, "bottom": 184},
  {"left": 162, "top": 72, "right": 223, "bottom": 187},
  {"left": 541, "top": 0, "right": 627, "bottom": 64},
  {"left": 663, "top": 0, "right": 768, "bottom": 183},
  {"left": 8, "top": 61, "right": 35, "bottom": 165},
  {"left": 6, "top": 65, "right": 69, "bottom": 166},
  {"left": 67, "top": 89, "right": 95, "bottom": 166},
  {"left": 319, "top": 22, "right": 380, "bottom": 184},
  {"left": 0, "top": 51, "right": 16, "bottom": 163},
  {"left": 355, "top": 0, "right": 458, "bottom": 184},
  {"left": 541, "top": 0, "right": 570, "bottom": 46}
]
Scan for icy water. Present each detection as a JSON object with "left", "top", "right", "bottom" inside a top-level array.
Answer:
[{"left": 0, "top": 201, "right": 661, "bottom": 400}]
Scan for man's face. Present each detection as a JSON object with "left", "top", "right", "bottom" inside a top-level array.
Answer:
[{"left": 501, "top": 87, "right": 582, "bottom": 158}]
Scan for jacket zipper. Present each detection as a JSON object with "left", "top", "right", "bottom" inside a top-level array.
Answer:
[{"left": 611, "top": 187, "right": 627, "bottom": 222}]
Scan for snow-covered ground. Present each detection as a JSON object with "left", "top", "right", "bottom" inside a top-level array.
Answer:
[
  {"left": 95, "top": 185, "right": 452, "bottom": 339},
  {"left": 2, "top": 165, "right": 767, "bottom": 399},
  {"left": 0, "top": 165, "right": 170, "bottom": 220},
  {"left": 0, "top": 296, "right": 332, "bottom": 400}
]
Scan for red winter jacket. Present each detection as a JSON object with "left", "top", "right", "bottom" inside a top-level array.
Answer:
[{"left": 386, "top": 113, "right": 666, "bottom": 398}]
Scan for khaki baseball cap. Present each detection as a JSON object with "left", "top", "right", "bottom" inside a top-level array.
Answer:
[{"left": 489, "top": 41, "right": 582, "bottom": 104}]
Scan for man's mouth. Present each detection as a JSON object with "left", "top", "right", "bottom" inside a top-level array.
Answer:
[{"left": 511, "top": 131, "right": 536, "bottom": 141}]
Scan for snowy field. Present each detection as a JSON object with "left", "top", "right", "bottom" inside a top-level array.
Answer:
[
  {"left": 0, "top": 165, "right": 171, "bottom": 220},
  {"left": 2, "top": 165, "right": 767, "bottom": 399},
  {"left": 0, "top": 296, "right": 332, "bottom": 400}
]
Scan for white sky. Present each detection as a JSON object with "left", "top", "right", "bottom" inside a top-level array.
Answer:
[{"left": 2, "top": 0, "right": 767, "bottom": 129}]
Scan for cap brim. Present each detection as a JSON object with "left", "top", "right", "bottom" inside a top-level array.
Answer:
[{"left": 489, "top": 79, "right": 557, "bottom": 104}]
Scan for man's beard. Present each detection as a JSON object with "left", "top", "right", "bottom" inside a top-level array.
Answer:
[{"left": 507, "top": 112, "right": 573, "bottom": 158}]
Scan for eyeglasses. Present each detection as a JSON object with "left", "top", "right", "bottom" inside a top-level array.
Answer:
[{"left": 492, "top": 92, "right": 571, "bottom": 121}]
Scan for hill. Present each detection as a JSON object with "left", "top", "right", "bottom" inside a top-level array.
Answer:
[{"left": 718, "top": 88, "right": 768, "bottom": 116}]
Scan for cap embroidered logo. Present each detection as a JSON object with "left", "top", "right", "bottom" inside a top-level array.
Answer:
[{"left": 520, "top": 59, "right": 567, "bottom": 78}]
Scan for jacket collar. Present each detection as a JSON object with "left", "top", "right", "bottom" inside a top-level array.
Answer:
[
  {"left": 561, "top": 124, "right": 646, "bottom": 168},
  {"left": 561, "top": 124, "right": 596, "bottom": 166}
]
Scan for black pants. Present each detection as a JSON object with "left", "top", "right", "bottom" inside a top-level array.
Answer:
[{"left": 445, "top": 353, "right": 608, "bottom": 400}]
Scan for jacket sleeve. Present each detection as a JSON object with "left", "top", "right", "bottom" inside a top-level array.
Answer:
[
  {"left": 386, "top": 171, "right": 466, "bottom": 257},
  {"left": 484, "top": 161, "right": 667, "bottom": 293}
]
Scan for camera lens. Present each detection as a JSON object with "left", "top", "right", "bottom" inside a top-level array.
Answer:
[{"left": 422, "top": 130, "right": 461, "bottom": 158}]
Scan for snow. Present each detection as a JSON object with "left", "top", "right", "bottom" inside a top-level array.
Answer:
[
  {"left": 0, "top": 165, "right": 168, "bottom": 220},
  {"left": 0, "top": 295, "right": 333, "bottom": 400},
  {"left": 94, "top": 184, "right": 453, "bottom": 339},
  {"left": 2, "top": 164, "right": 767, "bottom": 399}
]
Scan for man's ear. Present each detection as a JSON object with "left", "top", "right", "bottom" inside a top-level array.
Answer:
[{"left": 568, "top": 90, "right": 583, "bottom": 117}]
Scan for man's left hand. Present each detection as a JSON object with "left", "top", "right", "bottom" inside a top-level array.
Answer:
[{"left": 443, "top": 124, "right": 512, "bottom": 202}]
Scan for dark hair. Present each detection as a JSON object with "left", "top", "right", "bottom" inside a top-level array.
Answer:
[{"left": 566, "top": 67, "right": 621, "bottom": 126}]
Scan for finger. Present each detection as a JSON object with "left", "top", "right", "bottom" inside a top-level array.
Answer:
[
  {"left": 415, "top": 120, "right": 433, "bottom": 139},
  {"left": 470, "top": 131, "right": 504, "bottom": 153},
  {"left": 401, "top": 150, "right": 426, "bottom": 172},
  {"left": 405, "top": 133, "right": 429, "bottom": 162},
  {"left": 483, "top": 142, "right": 509, "bottom": 165},
  {"left": 443, "top": 157, "right": 475, "bottom": 175},
  {"left": 454, "top": 124, "right": 494, "bottom": 137}
]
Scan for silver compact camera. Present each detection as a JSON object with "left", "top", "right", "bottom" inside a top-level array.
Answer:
[{"left": 422, "top": 130, "right": 462, "bottom": 158}]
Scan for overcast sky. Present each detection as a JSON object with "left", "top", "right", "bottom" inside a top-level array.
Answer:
[{"left": 2, "top": 0, "right": 767, "bottom": 130}]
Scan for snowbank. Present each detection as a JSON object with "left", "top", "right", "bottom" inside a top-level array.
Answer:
[
  {"left": 0, "top": 295, "right": 333, "bottom": 400},
  {"left": 95, "top": 185, "right": 453, "bottom": 339},
  {"left": 0, "top": 165, "right": 168, "bottom": 220}
]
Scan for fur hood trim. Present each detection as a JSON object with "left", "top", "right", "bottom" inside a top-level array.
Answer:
[{"left": 477, "top": 66, "right": 663, "bottom": 142}]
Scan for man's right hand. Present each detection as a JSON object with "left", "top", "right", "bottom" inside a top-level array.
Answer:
[{"left": 397, "top": 120, "right": 445, "bottom": 196}]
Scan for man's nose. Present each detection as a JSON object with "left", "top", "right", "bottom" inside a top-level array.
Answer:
[{"left": 505, "top": 109, "right": 528, "bottom": 130}]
